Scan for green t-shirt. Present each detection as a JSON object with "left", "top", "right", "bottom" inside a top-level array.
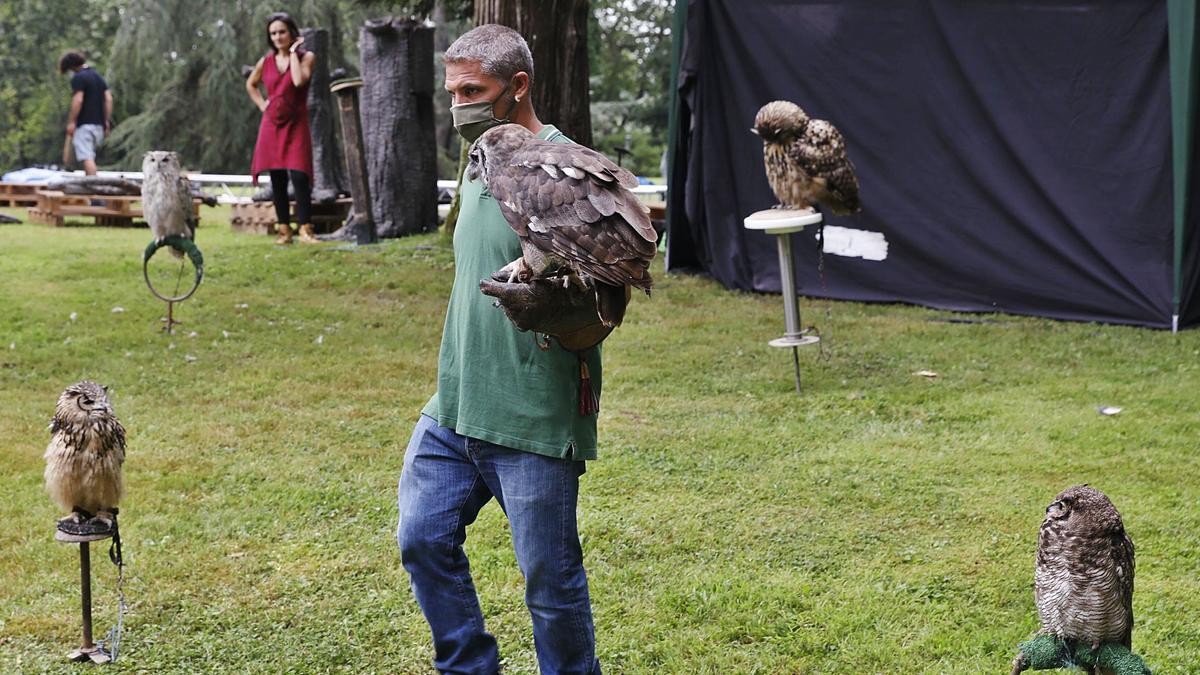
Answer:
[{"left": 422, "top": 125, "right": 601, "bottom": 460}]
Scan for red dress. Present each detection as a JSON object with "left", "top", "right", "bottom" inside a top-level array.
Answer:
[{"left": 250, "top": 50, "right": 314, "bottom": 185}]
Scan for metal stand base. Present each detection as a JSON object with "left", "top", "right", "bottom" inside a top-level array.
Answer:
[
  {"left": 768, "top": 335, "right": 820, "bottom": 348},
  {"left": 66, "top": 646, "right": 112, "bottom": 664}
]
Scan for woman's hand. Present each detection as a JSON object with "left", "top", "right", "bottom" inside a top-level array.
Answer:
[
  {"left": 258, "top": 99, "right": 269, "bottom": 113},
  {"left": 289, "top": 36, "right": 305, "bottom": 54}
]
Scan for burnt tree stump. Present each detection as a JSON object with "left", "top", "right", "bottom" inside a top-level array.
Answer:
[
  {"left": 359, "top": 17, "right": 437, "bottom": 238},
  {"left": 302, "top": 27, "right": 348, "bottom": 204}
]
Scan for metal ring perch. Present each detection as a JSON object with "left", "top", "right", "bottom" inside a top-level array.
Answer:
[{"left": 142, "top": 236, "right": 204, "bottom": 302}]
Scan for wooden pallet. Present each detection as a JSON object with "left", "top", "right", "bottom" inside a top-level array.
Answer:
[
  {"left": 0, "top": 182, "right": 46, "bottom": 207},
  {"left": 26, "top": 190, "right": 201, "bottom": 227},
  {"left": 229, "top": 198, "right": 352, "bottom": 235}
]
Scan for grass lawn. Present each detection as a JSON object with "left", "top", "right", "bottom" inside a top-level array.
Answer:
[{"left": 1, "top": 206, "right": 1198, "bottom": 673}]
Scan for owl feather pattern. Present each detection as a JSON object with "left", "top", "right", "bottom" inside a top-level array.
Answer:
[
  {"left": 142, "top": 150, "right": 199, "bottom": 258},
  {"left": 753, "top": 100, "right": 861, "bottom": 215},
  {"left": 44, "top": 381, "right": 126, "bottom": 528},
  {"left": 1013, "top": 485, "right": 1135, "bottom": 675},
  {"left": 468, "top": 124, "right": 657, "bottom": 327},
  {"left": 1034, "top": 485, "right": 1135, "bottom": 647}
]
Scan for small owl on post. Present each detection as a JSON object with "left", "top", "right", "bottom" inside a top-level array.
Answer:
[
  {"left": 142, "top": 151, "right": 198, "bottom": 258},
  {"left": 752, "top": 100, "right": 861, "bottom": 215},
  {"left": 44, "top": 382, "right": 126, "bottom": 535},
  {"left": 1012, "top": 485, "right": 1136, "bottom": 675}
]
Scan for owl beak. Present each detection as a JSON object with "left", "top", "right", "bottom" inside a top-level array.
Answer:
[{"left": 749, "top": 128, "right": 760, "bottom": 136}]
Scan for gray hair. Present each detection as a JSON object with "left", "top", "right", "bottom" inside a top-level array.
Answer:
[{"left": 445, "top": 24, "right": 534, "bottom": 85}]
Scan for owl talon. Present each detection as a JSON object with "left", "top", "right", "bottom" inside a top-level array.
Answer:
[
  {"left": 58, "top": 509, "right": 89, "bottom": 526},
  {"left": 501, "top": 257, "right": 531, "bottom": 284},
  {"left": 57, "top": 514, "right": 114, "bottom": 537},
  {"left": 1009, "top": 653, "right": 1027, "bottom": 675}
]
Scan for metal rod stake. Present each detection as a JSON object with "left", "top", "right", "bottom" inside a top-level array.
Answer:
[
  {"left": 792, "top": 346, "right": 802, "bottom": 393},
  {"left": 80, "top": 542, "right": 93, "bottom": 650}
]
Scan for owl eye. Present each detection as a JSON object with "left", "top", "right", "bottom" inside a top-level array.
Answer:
[{"left": 80, "top": 397, "right": 94, "bottom": 406}]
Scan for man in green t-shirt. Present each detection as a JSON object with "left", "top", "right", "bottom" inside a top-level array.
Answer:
[{"left": 397, "top": 24, "right": 602, "bottom": 675}]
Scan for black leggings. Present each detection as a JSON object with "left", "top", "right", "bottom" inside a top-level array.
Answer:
[{"left": 269, "top": 169, "right": 311, "bottom": 225}]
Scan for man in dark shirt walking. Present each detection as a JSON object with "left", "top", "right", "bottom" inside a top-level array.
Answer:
[{"left": 58, "top": 51, "right": 112, "bottom": 175}]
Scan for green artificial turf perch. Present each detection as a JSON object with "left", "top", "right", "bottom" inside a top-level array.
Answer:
[{"left": 1013, "top": 635, "right": 1150, "bottom": 674}]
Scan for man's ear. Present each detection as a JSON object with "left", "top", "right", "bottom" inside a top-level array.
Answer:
[{"left": 512, "top": 71, "right": 531, "bottom": 102}]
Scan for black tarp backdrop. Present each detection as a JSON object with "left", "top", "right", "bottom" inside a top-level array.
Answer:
[{"left": 668, "top": 0, "right": 1196, "bottom": 328}]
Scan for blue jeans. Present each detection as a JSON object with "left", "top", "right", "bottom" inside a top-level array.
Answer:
[{"left": 397, "top": 415, "right": 600, "bottom": 675}]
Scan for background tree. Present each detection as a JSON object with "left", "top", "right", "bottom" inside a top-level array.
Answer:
[
  {"left": 0, "top": 0, "right": 672, "bottom": 184},
  {"left": 474, "top": 0, "right": 593, "bottom": 148},
  {"left": 588, "top": 0, "right": 673, "bottom": 178},
  {"left": 0, "top": 0, "right": 120, "bottom": 170}
]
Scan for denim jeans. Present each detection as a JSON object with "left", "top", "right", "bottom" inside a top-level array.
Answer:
[{"left": 397, "top": 414, "right": 601, "bottom": 675}]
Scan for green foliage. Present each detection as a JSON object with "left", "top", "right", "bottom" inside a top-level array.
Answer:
[
  {"left": 102, "top": 0, "right": 473, "bottom": 173},
  {"left": 1, "top": 1, "right": 675, "bottom": 179},
  {"left": 2, "top": 210, "right": 1200, "bottom": 671},
  {"left": 588, "top": 0, "right": 673, "bottom": 178},
  {"left": 0, "top": 0, "right": 121, "bottom": 171},
  {"left": 104, "top": 0, "right": 338, "bottom": 173}
]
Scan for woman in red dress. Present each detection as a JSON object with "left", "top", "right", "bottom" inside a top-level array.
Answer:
[{"left": 245, "top": 12, "right": 317, "bottom": 244}]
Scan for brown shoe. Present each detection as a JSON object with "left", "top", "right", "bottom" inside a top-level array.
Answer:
[
  {"left": 298, "top": 223, "right": 319, "bottom": 244},
  {"left": 274, "top": 222, "right": 293, "bottom": 245}
]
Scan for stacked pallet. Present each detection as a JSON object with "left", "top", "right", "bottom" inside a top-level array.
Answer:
[
  {"left": 229, "top": 198, "right": 352, "bottom": 235},
  {"left": 26, "top": 190, "right": 201, "bottom": 228},
  {"left": 0, "top": 182, "right": 45, "bottom": 207}
]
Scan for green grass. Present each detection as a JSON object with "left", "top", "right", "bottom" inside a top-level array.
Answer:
[{"left": 1, "top": 206, "right": 1198, "bottom": 673}]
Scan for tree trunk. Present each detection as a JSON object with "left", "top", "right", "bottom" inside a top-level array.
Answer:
[
  {"left": 302, "top": 27, "right": 348, "bottom": 204},
  {"left": 359, "top": 18, "right": 438, "bottom": 238},
  {"left": 433, "top": 0, "right": 456, "bottom": 162},
  {"left": 473, "top": 0, "right": 592, "bottom": 148}
]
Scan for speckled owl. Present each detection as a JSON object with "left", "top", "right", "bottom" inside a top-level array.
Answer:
[
  {"left": 752, "top": 100, "right": 861, "bottom": 215},
  {"left": 1012, "top": 485, "right": 1135, "bottom": 675},
  {"left": 44, "top": 381, "right": 126, "bottom": 535}
]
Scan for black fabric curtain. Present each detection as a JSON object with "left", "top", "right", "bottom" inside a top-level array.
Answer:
[{"left": 668, "top": 0, "right": 1178, "bottom": 328}]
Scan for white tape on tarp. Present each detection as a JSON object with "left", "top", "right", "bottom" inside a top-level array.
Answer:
[{"left": 820, "top": 226, "right": 888, "bottom": 261}]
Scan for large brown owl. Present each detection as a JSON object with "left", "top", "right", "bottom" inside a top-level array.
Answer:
[
  {"left": 1012, "top": 485, "right": 1135, "bottom": 675},
  {"left": 752, "top": 100, "right": 861, "bottom": 215},
  {"left": 468, "top": 124, "right": 658, "bottom": 328},
  {"left": 44, "top": 381, "right": 126, "bottom": 536}
]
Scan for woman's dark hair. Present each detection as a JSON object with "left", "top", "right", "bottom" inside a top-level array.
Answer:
[
  {"left": 264, "top": 12, "right": 300, "bottom": 51},
  {"left": 58, "top": 51, "right": 86, "bottom": 74}
]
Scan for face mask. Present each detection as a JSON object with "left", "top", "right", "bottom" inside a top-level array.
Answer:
[{"left": 451, "top": 82, "right": 516, "bottom": 143}]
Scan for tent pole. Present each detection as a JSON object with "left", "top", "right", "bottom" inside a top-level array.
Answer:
[{"left": 1168, "top": 0, "right": 1198, "bottom": 328}]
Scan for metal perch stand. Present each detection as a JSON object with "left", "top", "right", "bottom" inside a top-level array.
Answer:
[
  {"left": 55, "top": 527, "right": 116, "bottom": 663},
  {"left": 744, "top": 208, "right": 823, "bottom": 393},
  {"left": 143, "top": 236, "right": 204, "bottom": 334}
]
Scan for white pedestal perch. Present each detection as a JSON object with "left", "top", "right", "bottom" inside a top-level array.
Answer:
[{"left": 744, "top": 208, "right": 823, "bottom": 393}]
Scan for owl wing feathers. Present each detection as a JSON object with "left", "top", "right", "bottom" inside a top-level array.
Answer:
[
  {"left": 1115, "top": 530, "right": 1135, "bottom": 648},
  {"left": 788, "top": 120, "right": 861, "bottom": 214},
  {"left": 487, "top": 138, "right": 656, "bottom": 291},
  {"left": 176, "top": 175, "right": 198, "bottom": 238}
]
